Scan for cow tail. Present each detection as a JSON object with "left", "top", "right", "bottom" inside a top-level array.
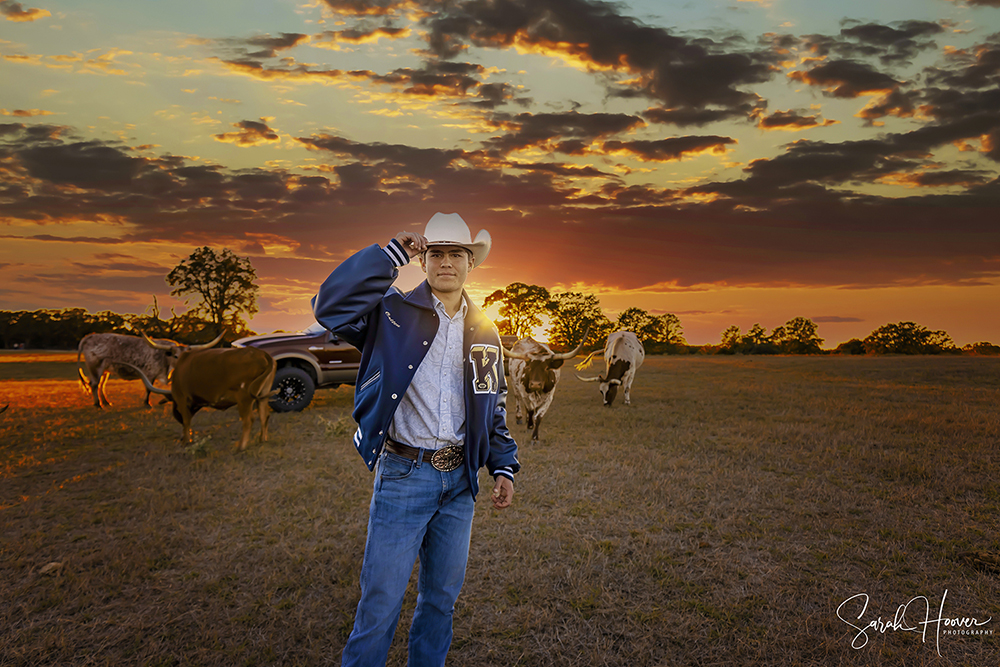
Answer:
[{"left": 575, "top": 350, "right": 600, "bottom": 371}]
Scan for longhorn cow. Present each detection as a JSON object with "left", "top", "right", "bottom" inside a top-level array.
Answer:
[
  {"left": 502, "top": 328, "right": 589, "bottom": 443},
  {"left": 576, "top": 330, "right": 645, "bottom": 406},
  {"left": 77, "top": 330, "right": 225, "bottom": 408},
  {"left": 129, "top": 344, "right": 277, "bottom": 451}
]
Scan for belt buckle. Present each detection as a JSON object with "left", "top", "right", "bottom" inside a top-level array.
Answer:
[{"left": 430, "top": 445, "right": 463, "bottom": 472}]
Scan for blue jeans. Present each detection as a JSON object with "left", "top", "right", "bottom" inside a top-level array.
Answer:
[{"left": 341, "top": 450, "right": 475, "bottom": 667}]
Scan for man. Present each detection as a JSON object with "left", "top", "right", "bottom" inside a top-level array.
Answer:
[{"left": 312, "top": 212, "right": 520, "bottom": 667}]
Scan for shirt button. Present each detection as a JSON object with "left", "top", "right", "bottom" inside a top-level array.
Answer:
[
  {"left": 423, "top": 341, "right": 429, "bottom": 345},
  {"left": 408, "top": 365, "right": 413, "bottom": 369},
  {"left": 391, "top": 394, "right": 398, "bottom": 399}
]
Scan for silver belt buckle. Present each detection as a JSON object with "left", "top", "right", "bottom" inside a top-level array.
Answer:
[{"left": 430, "top": 445, "right": 464, "bottom": 472}]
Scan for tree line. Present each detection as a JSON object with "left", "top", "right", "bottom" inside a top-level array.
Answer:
[
  {"left": 1, "top": 247, "right": 259, "bottom": 349},
  {"left": 2, "top": 265, "right": 996, "bottom": 355},
  {"left": 482, "top": 282, "right": 997, "bottom": 356}
]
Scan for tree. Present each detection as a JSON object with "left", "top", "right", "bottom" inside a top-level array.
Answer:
[
  {"left": 771, "top": 317, "right": 824, "bottom": 354},
  {"left": 720, "top": 325, "right": 742, "bottom": 353},
  {"left": 483, "top": 283, "right": 553, "bottom": 338},
  {"left": 616, "top": 307, "right": 660, "bottom": 342},
  {"left": 835, "top": 338, "right": 866, "bottom": 355},
  {"left": 652, "top": 313, "right": 686, "bottom": 346},
  {"left": 547, "top": 292, "right": 612, "bottom": 349},
  {"left": 167, "top": 247, "right": 259, "bottom": 337},
  {"left": 863, "top": 322, "right": 955, "bottom": 354}
]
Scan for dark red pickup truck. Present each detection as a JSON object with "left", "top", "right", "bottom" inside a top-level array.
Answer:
[{"left": 233, "top": 322, "right": 361, "bottom": 412}]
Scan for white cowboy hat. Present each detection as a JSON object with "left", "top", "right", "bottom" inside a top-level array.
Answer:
[{"left": 423, "top": 212, "right": 491, "bottom": 267}]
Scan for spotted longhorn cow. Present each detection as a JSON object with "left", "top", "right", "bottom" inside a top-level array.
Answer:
[
  {"left": 129, "top": 344, "right": 277, "bottom": 451},
  {"left": 575, "top": 330, "right": 645, "bottom": 406},
  {"left": 502, "top": 328, "right": 589, "bottom": 443},
  {"left": 77, "top": 330, "right": 225, "bottom": 408}
]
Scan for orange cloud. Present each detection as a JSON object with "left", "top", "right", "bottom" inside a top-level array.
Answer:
[
  {"left": 213, "top": 119, "right": 281, "bottom": 147},
  {"left": 1, "top": 108, "right": 54, "bottom": 117},
  {"left": 1, "top": 1, "right": 50, "bottom": 22}
]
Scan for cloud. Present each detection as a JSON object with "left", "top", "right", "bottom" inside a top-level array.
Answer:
[
  {"left": 602, "top": 135, "right": 736, "bottom": 161},
  {"left": 802, "top": 20, "right": 944, "bottom": 66},
  {"left": 482, "top": 110, "right": 645, "bottom": 155},
  {"left": 811, "top": 316, "right": 864, "bottom": 323},
  {"left": 420, "top": 0, "right": 781, "bottom": 119},
  {"left": 312, "top": 26, "right": 411, "bottom": 49},
  {"left": 756, "top": 109, "right": 839, "bottom": 131},
  {"left": 213, "top": 119, "right": 281, "bottom": 147},
  {"left": 0, "top": 0, "right": 50, "bottom": 22},
  {"left": 0, "top": 108, "right": 54, "bottom": 117},
  {"left": 788, "top": 59, "right": 900, "bottom": 98},
  {"left": 319, "top": 0, "right": 422, "bottom": 17}
]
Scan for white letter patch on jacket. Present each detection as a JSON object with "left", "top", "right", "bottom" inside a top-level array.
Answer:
[{"left": 469, "top": 344, "right": 500, "bottom": 394}]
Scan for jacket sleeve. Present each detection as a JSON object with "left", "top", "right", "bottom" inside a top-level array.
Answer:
[
  {"left": 487, "top": 366, "right": 520, "bottom": 481},
  {"left": 311, "top": 241, "right": 407, "bottom": 349}
]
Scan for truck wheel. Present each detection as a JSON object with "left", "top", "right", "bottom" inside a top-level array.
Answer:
[{"left": 270, "top": 366, "right": 315, "bottom": 412}]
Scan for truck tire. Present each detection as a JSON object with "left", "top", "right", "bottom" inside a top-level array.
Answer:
[{"left": 270, "top": 366, "right": 315, "bottom": 412}]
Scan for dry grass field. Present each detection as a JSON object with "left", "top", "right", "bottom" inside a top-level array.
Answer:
[{"left": 2, "top": 351, "right": 999, "bottom": 666}]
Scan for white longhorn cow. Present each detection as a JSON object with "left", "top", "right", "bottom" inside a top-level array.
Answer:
[{"left": 576, "top": 330, "right": 644, "bottom": 406}]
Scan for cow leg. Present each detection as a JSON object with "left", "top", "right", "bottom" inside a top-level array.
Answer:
[
  {"left": 257, "top": 399, "right": 270, "bottom": 442},
  {"left": 526, "top": 409, "right": 534, "bottom": 429},
  {"left": 515, "top": 399, "right": 523, "bottom": 425},
  {"left": 531, "top": 415, "right": 542, "bottom": 442},
  {"left": 623, "top": 380, "right": 632, "bottom": 405},
  {"left": 97, "top": 370, "right": 112, "bottom": 408},
  {"left": 236, "top": 396, "right": 254, "bottom": 451}
]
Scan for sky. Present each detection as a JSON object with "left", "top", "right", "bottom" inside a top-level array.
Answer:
[{"left": 1, "top": 0, "right": 999, "bottom": 347}]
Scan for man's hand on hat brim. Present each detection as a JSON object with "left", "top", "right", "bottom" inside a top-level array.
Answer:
[{"left": 396, "top": 231, "right": 428, "bottom": 259}]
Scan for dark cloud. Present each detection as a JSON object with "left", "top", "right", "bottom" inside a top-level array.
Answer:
[
  {"left": 788, "top": 59, "right": 900, "bottom": 98},
  {"left": 217, "top": 32, "right": 309, "bottom": 59},
  {"left": 213, "top": 119, "right": 280, "bottom": 147},
  {"left": 642, "top": 104, "right": 759, "bottom": 128},
  {"left": 756, "top": 110, "right": 838, "bottom": 131},
  {"left": 319, "top": 0, "right": 415, "bottom": 16},
  {"left": 602, "top": 135, "right": 736, "bottom": 161},
  {"left": 483, "top": 110, "right": 645, "bottom": 155},
  {"left": 420, "top": 0, "right": 780, "bottom": 119},
  {"left": 802, "top": 20, "right": 944, "bottom": 66}
]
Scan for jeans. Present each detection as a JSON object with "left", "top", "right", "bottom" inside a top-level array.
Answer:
[{"left": 341, "top": 449, "right": 475, "bottom": 667}]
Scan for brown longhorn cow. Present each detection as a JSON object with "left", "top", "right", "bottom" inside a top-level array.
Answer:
[
  {"left": 77, "top": 330, "right": 225, "bottom": 408},
  {"left": 502, "top": 328, "right": 589, "bottom": 443},
  {"left": 128, "top": 343, "right": 277, "bottom": 451}
]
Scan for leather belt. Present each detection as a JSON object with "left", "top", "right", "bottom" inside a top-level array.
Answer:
[{"left": 384, "top": 437, "right": 464, "bottom": 472}]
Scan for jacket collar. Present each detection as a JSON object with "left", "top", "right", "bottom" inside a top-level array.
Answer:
[{"left": 405, "top": 280, "right": 491, "bottom": 330}]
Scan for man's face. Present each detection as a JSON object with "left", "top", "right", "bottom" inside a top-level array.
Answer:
[{"left": 420, "top": 245, "right": 473, "bottom": 294}]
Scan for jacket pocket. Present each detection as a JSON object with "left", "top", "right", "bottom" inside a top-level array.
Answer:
[{"left": 358, "top": 370, "right": 380, "bottom": 392}]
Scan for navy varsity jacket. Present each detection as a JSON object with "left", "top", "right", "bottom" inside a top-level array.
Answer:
[{"left": 311, "top": 240, "right": 520, "bottom": 498}]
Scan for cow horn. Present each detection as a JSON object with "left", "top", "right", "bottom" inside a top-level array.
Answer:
[
  {"left": 501, "top": 344, "right": 531, "bottom": 361},
  {"left": 551, "top": 325, "right": 590, "bottom": 361},
  {"left": 119, "top": 362, "right": 173, "bottom": 398},
  {"left": 138, "top": 328, "right": 174, "bottom": 350},
  {"left": 188, "top": 329, "right": 227, "bottom": 351},
  {"left": 576, "top": 374, "right": 605, "bottom": 383}
]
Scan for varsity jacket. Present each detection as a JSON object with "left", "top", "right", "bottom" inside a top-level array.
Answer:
[{"left": 311, "top": 240, "right": 520, "bottom": 498}]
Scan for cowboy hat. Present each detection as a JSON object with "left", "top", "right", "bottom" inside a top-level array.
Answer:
[{"left": 423, "top": 212, "right": 491, "bottom": 268}]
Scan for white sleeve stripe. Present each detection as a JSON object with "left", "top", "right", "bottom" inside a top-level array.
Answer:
[
  {"left": 493, "top": 469, "right": 514, "bottom": 480},
  {"left": 383, "top": 239, "right": 409, "bottom": 267}
]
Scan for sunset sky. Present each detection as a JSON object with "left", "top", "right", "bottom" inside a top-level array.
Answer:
[{"left": 2, "top": 0, "right": 999, "bottom": 346}]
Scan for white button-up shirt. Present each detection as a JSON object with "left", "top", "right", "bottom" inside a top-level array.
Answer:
[{"left": 388, "top": 294, "right": 467, "bottom": 451}]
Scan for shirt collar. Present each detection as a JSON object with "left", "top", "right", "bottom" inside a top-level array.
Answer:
[{"left": 431, "top": 293, "right": 468, "bottom": 320}]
